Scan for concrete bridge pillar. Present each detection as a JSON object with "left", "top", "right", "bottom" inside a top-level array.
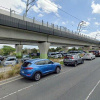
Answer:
[
  {"left": 15, "top": 44, "right": 23, "bottom": 57},
  {"left": 38, "top": 42, "right": 50, "bottom": 59}
]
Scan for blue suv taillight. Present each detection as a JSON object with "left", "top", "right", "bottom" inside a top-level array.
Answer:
[{"left": 25, "top": 67, "right": 33, "bottom": 70}]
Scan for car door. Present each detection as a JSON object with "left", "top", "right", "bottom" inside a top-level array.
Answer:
[
  {"left": 45, "top": 60, "right": 55, "bottom": 72},
  {"left": 77, "top": 55, "right": 82, "bottom": 64},
  {"left": 36, "top": 60, "right": 49, "bottom": 74}
]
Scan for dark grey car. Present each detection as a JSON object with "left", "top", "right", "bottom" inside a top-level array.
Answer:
[{"left": 63, "top": 54, "right": 84, "bottom": 67}]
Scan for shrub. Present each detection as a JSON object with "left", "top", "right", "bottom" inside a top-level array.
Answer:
[
  {"left": 60, "top": 61, "right": 63, "bottom": 65},
  {"left": 0, "top": 63, "right": 22, "bottom": 81},
  {"left": 0, "top": 73, "right": 4, "bottom": 80}
]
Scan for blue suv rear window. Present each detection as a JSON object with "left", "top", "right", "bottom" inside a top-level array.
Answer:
[{"left": 22, "top": 62, "right": 31, "bottom": 67}]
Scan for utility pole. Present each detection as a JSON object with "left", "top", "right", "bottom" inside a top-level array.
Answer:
[
  {"left": 77, "top": 21, "right": 86, "bottom": 33},
  {"left": 24, "top": 0, "right": 36, "bottom": 17}
]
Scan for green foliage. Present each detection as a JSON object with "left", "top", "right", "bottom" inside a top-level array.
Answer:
[
  {"left": 0, "top": 49, "right": 3, "bottom": 55},
  {"left": 16, "top": 53, "right": 22, "bottom": 59},
  {"left": 60, "top": 61, "right": 63, "bottom": 65},
  {"left": 68, "top": 47, "right": 82, "bottom": 52},
  {"left": 22, "top": 48, "right": 27, "bottom": 54},
  {"left": 49, "top": 47, "right": 62, "bottom": 52},
  {"left": 2, "top": 46, "right": 15, "bottom": 56},
  {"left": 31, "top": 48, "right": 37, "bottom": 53}
]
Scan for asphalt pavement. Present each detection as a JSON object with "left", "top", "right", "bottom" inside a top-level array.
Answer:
[{"left": 0, "top": 57, "right": 100, "bottom": 100}]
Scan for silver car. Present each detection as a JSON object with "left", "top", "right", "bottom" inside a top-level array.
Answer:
[
  {"left": 4, "top": 57, "right": 18, "bottom": 66},
  {"left": 48, "top": 52, "right": 62, "bottom": 58},
  {"left": 83, "top": 53, "right": 95, "bottom": 60}
]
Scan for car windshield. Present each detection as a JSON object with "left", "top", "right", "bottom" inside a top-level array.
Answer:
[{"left": 51, "top": 53, "right": 56, "bottom": 55}]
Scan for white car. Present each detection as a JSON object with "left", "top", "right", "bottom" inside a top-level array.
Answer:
[
  {"left": 83, "top": 53, "right": 95, "bottom": 60},
  {"left": 48, "top": 52, "right": 62, "bottom": 58},
  {"left": 4, "top": 57, "right": 18, "bottom": 66}
]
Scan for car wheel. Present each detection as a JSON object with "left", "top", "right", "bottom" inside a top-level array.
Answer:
[
  {"left": 74, "top": 62, "right": 77, "bottom": 67},
  {"left": 64, "top": 64, "right": 67, "bottom": 66},
  {"left": 81, "top": 60, "right": 84, "bottom": 64},
  {"left": 34, "top": 72, "right": 41, "bottom": 81},
  {"left": 55, "top": 67, "right": 61, "bottom": 74}
]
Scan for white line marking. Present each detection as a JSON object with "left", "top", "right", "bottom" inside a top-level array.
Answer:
[
  {"left": 0, "top": 75, "right": 20, "bottom": 83},
  {"left": 0, "top": 69, "right": 73, "bottom": 100},
  {"left": 0, "top": 77, "right": 23, "bottom": 86},
  {"left": 85, "top": 80, "right": 100, "bottom": 100}
]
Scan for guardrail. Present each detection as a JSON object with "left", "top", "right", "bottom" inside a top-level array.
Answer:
[{"left": 0, "top": 8, "right": 99, "bottom": 44}]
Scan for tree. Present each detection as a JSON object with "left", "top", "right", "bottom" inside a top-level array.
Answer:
[
  {"left": 22, "top": 48, "right": 28, "bottom": 54},
  {"left": 31, "top": 48, "right": 37, "bottom": 53},
  {"left": 2, "top": 46, "right": 15, "bottom": 55},
  {"left": 68, "top": 47, "right": 77, "bottom": 52},
  {"left": 0, "top": 49, "right": 3, "bottom": 55},
  {"left": 56, "top": 47, "right": 62, "bottom": 51}
]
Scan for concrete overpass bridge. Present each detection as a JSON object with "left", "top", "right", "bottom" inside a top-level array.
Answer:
[{"left": 0, "top": 9, "right": 100, "bottom": 58}]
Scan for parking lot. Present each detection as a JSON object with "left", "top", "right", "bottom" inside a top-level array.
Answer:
[{"left": 0, "top": 57, "right": 100, "bottom": 100}]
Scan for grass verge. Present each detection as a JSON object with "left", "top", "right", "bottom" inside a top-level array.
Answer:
[{"left": 0, "top": 63, "right": 22, "bottom": 81}]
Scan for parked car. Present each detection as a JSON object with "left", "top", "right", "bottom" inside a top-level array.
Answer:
[
  {"left": 48, "top": 52, "right": 62, "bottom": 58},
  {"left": 89, "top": 50, "right": 100, "bottom": 57},
  {"left": 4, "top": 57, "right": 18, "bottom": 66},
  {"left": 29, "top": 53, "right": 37, "bottom": 57},
  {"left": 68, "top": 51, "right": 86, "bottom": 54},
  {"left": 68, "top": 51, "right": 86, "bottom": 57},
  {"left": 83, "top": 53, "right": 95, "bottom": 60},
  {"left": 61, "top": 52, "right": 67, "bottom": 56},
  {"left": 0, "top": 56, "right": 4, "bottom": 61},
  {"left": 21, "top": 55, "right": 31, "bottom": 63},
  {"left": 20, "top": 59, "right": 61, "bottom": 81},
  {"left": 63, "top": 54, "right": 84, "bottom": 67}
]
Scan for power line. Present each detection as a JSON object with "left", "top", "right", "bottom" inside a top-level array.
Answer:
[
  {"left": 44, "top": 0, "right": 98, "bottom": 32},
  {"left": 44, "top": 0, "right": 82, "bottom": 21}
]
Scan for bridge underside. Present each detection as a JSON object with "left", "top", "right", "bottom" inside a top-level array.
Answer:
[
  {"left": 0, "top": 25, "right": 99, "bottom": 58},
  {"left": 0, "top": 26, "right": 98, "bottom": 47}
]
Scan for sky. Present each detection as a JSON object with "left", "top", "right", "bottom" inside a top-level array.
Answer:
[{"left": 0, "top": 0, "right": 100, "bottom": 49}]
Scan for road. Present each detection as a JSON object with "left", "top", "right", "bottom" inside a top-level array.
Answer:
[{"left": 0, "top": 57, "right": 100, "bottom": 100}]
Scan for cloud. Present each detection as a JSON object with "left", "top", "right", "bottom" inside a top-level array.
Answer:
[
  {"left": 91, "top": 1, "right": 100, "bottom": 14},
  {"left": 85, "top": 22, "right": 90, "bottom": 26},
  {"left": 32, "top": 0, "right": 61, "bottom": 16},
  {"left": 38, "top": 14, "right": 44, "bottom": 17},
  {"left": 87, "top": 18, "right": 91, "bottom": 21},
  {"left": 83, "top": 21, "right": 90, "bottom": 27},
  {"left": 0, "top": 0, "right": 26, "bottom": 14},
  {"left": 95, "top": 22, "right": 100, "bottom": 26},
  {"left": 82, "top": 31, "right": 100, "bottom": 40},
  {"left": 82, "top": 30, "right": 88, "bottom": 32},
  {"left": 62, "top": 22, "right": 66, "bottom": 25}
]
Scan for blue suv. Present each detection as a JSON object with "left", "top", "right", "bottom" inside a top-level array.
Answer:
[{"left": 20, "top": 59, "right": 61, "bottom": 81}]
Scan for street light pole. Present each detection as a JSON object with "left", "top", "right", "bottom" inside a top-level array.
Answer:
[{"left": 77, "top": 21, "right": 86, "bottom": 33}]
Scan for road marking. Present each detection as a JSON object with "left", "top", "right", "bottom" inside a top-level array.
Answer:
[
  {"left": 0, "top": 68, "right": 72, "bottom": 86},
  {"left": 85, "top": 80, "right": 100, "bottom": 100},
  {"left": 0, "top": 69, "right": 73, "bottom": 100},
  {"left": 0, "top": 77, "right": 23, "bottom": 86},
  {"left": 0, "top": 75, "right": 20, "bottom": 83}
]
